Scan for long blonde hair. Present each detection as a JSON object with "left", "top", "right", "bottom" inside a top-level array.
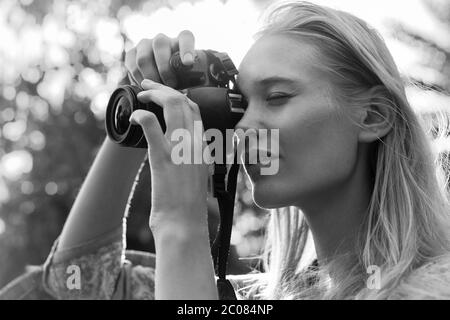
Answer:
[{"left": 242, "top": 1, "right": 450, "bottom": 300}]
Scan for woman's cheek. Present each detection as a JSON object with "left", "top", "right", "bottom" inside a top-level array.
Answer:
[
  {"left": 269, "top": 112, "right": 358, "bottom": 202},
  {"left": 249, "top": 100, "right": 358, "bottom": 208},
  {"left": 296, "top": 125, "right": 358, "bottom": 195}
]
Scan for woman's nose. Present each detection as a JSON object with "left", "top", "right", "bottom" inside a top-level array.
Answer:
[{"left": 234, "top": 104, "right": 262, "bottom": 132}]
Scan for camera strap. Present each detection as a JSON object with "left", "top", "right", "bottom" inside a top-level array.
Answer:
[{"left": 211, "top": 154, "right": 240, "bottom": 300}]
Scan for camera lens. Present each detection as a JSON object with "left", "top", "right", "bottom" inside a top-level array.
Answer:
[
  {"left": 114, "top": 96, "right": 131, "bottom": 134},
  {"left": 106, "top": 85, "right": 148, "bottom": 148}
]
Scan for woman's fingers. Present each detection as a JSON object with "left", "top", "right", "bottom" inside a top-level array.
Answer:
[
  {"left": 124, "top": 48, "right": 143, "bottom": 85},
  {"left": 138, "top": 80, "right": 186, "bottom": 139},
  {"left": 188, "top": 99, "right": 207, "bottom": 163},
  {"left": 124, "top": 31, "right": 196, "bottom": 89},
  {"left": 153, "top": 33, "right": 178, "bottom": 88},
  {"left": 129, "top": 109, "right": 169, "bottom": 162},
  {"left": 135, "top": 39, "right": 162, "bottom": 83},
  {"left": 137, "top": 80, "right": 205, "bottom": 153},
  {"left": 178, "top": 30, "right": 196, "bottom": 65}
]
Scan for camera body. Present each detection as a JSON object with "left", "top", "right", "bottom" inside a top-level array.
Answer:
[{"left": 105, "top": 50, "right": 247, "bottom": 149}]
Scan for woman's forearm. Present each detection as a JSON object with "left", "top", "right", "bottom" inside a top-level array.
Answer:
[
  {"left": 153, "top": 221, "right": 218, "bottom": 300},
  {"left": 57, "top": 137, "right": 147, "bottom": 250}
]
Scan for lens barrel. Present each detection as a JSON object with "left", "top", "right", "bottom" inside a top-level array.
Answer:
[
  {"left": 106, "top": 85, "right": 244, "bottom": 149},
  {"left": 106, "top": 85, "right": 165, "bottom": 148}
]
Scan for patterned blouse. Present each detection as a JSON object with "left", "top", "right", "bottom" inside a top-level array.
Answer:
[
  {"left": 41, "top": 226, "right": 261, "bottom": 300},
  {"left": 41, "top": 226, "right": 450, "bottom": 300}
]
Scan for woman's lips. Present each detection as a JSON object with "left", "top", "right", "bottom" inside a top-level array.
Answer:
[
  {"left": 242, "top": 149, "right": 279, "bottom": 178},
  {"left": 243, "top": 149, "right": 276, "bottom": 165}
]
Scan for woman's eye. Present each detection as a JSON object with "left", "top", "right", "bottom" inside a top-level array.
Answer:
[{"left": 266, "top": 93, "right": 291, "bottom": 106}]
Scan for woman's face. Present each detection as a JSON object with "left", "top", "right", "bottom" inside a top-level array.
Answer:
[{"left": 236, "top": 34, "right": 361, "bottom": 209}]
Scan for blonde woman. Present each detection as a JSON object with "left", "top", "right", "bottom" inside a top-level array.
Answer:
[{"left": 42, "top": 1, "right": 450, "bottom": 299}]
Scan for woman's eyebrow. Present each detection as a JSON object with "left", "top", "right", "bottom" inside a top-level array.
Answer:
[
  {"left": 258, "top": 76, "right": 300, "bottom": 87},
  {"left": 236, "top": 76, "right": 301, "bottom": 93}
]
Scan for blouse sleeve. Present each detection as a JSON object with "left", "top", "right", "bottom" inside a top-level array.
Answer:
[
  {"left": 41, "top": 226, "right": 155, "bottom": 300},
  {"left": 42, "top": 225, "right": 264, "bottom": 300}
]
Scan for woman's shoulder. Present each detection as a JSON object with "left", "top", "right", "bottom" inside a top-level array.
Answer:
[{"left": 388, "top": 254, "right": 450, "bottom": 299}]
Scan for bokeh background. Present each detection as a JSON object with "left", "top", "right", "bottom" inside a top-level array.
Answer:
[{"left": 0, "top": 0, "right": 449, "bottom": 288}]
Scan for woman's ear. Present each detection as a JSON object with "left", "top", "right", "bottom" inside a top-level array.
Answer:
[{"left": 358, "top": 87, "right": 395, "bottom": 143}]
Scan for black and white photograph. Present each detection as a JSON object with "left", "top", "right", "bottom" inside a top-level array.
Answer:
[{"left": 0, "top": 0, "right": 450, "bottom": 309}]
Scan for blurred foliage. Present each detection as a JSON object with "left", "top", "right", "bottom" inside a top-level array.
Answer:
[
  {"left": 389, "top": 0, "right": 450, "bottom": 131},
  {"left": 389, "top": 0, "right": 450, "bottom": 174}
]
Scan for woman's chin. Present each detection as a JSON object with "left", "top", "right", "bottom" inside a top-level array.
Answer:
[
  {"left": 245, "top": 164, "right": 288, "bottom": 209},
  {"left": 251, "top": 183, "right": 284, "bottom": 209}
]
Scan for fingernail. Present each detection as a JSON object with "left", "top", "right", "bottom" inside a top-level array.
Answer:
[
  {"left": 183, "top": 52, "right": 194, "bottom": 65},
  {"left": 141, "top": 79, "right": 153, "bottom": 86},
  {"left": 129, "top": 114, "right": 138, "bottom": 125},
  {"left": 136, "top": 92, "right": 145, "bottom": 102}
]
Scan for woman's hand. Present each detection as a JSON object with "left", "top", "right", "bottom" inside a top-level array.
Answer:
[
  {"left": 125, "top": 32, "right": 218, "bottom": 300},
  {"left": 124, "top": 30, "right": 196, "bottom": 88},
  {"left": 130, "top": 79, "right": 210, "bottom": 237},
  {"left": 129, "top": 74, "right": 218, "bottom": 301},
  {"left": 125, "top": 30, "right": 208, "bottom": 235}
]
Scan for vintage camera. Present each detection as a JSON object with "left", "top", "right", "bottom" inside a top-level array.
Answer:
[{"left": 105, "top": 50, "right": 247, "bottom": 150}]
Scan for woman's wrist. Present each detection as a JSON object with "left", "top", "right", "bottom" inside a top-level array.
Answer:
[
  {"left": 152, "top": 217, "right": 210, "bottom": 245},
  {"left": 152, "top": 218, "right": 218, "bottom": 300},
  {"left": 151, "top": 208, "right": 210, "bottom": 255}
]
